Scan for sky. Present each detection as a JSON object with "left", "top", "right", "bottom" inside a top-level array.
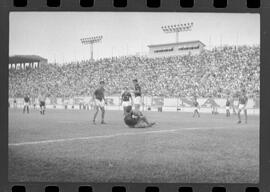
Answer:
[{"left": 9, "top": 12, "right": 260, "bottom": 64}]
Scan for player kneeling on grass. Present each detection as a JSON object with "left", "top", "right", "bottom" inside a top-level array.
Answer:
[
  {"left": 237, "top": 89, "right": 248, "bottom": 124},
  {"left": 124, "top": 106, "right": 155, "bottom": 128}
]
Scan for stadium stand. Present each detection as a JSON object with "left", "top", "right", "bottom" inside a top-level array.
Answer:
[
  {"left": 9, "top": 45, "right": 260, "bottom": 99},
  {"left": 9, "top": 55, "right": 48, "bottom": 69}
]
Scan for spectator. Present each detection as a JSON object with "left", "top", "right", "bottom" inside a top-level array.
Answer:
[{"left": 9, "top": 45, "right": 260, "bottom": 99}]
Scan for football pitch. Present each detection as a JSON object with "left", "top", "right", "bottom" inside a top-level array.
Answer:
[{"left": 8, "top": 108, "right": 259, "bottom": 183}]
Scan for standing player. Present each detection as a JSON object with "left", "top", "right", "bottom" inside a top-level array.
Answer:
[
  {"left": 231, "top": 95, "right": 237, "bottom": 115},
  {"left": 132, "top": 79, "right": 142, "bottom": 111},
  {"left": 13, "top": 98, "right": 17, "bottom": 109},
  {"left": 237, "top": 89, "right": 248, "bottom": 124},
  {"left": 225, "top": 97, "right": 231, "bottom": 117},
  {"left": 38, "top": 92, "right": 46, "bottom": 115},
  {"left": 33, "top": 98, "right": 36, "bottom": 110},
  {"left": 211, "top": 103, "right": 218, "bottom": 115},
  {"left": 93, "top": 81, "right": 106, "bottom": 124},
  {"left": 124, "top": 106, "right": 155, "bottom": 128},
  {"left": 193, "top": 97, "right": 200, "bottom": 118},
  {"left": 121, "top": 87, "right": 133, "bottom": 115},
  {"left": 23, "top": 94, "right": 30, "bottom": 114}
]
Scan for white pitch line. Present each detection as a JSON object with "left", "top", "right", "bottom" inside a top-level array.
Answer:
[{"left": 8, "top": 126, "right": 253, "bottom": 147}]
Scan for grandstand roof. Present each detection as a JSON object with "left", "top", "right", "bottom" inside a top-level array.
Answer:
[
  {"left": 148, "top": 40, "right": 205, "bottom": 48},
  {"left": 9, "top": 55, "right": 47, "bottom": 64}
]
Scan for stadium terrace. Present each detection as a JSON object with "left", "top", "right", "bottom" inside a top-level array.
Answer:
[{"left": 9, "top": 45, "right": 259, "bottom": 100}]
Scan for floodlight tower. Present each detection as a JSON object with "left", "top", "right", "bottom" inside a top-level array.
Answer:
[
  {"left": 80, "top": 35, "right": 103, "bottom": 61},
  {"left": 161, "top": 22, "right": 194, "bottom": 43}
]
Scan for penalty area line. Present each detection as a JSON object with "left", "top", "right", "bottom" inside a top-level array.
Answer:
[{"left": 8, "top": 126, "right": 252, "bottom": 147}]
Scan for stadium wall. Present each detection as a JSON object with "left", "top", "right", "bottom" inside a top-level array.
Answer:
[{"left": 9, "top": 96, "right": 260, "bottom": 115}]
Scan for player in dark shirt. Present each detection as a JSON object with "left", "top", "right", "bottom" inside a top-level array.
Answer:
[
  {"left": 23, "top": 95, "right": 30, "bottom": 114},
  {"left": 192, "top": 97, "right": 200, "bottom": 118},
  {"left": 38, "top": 93, "right": 46, "bottom": 115},
  {"left": 124, "top": 106, "right": 155, "bottom": 128},
  {"left": 13, "top": 99, "right": 17, "bottom": 109},
  {"left": 132, "top": 79, "right": 142, "bottom": 111},
  {"left": 93, "top": 81, "right": 106, "bottom": 124},
  {"left": 121, "top": 87, "right": 133, "bottom": 115},
  {"left": 237, "top": 89, "right": 248, "bottom": 124},
  {"left": 225, "top": 98, "right": 231, "bottom": 117},
  {"left": 211, "top": 100, "right": 218, "bottom": 115}
]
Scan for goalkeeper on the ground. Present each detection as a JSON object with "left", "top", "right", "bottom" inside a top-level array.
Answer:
[{"left": 124, "top": 106, "right": 155, "bottom": 128}]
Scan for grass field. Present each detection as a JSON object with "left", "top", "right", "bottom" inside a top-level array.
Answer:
[{"left": 8, "top": 108, "right": 259, "bottom": 183}]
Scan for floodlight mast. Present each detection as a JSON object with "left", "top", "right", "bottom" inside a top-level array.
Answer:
[
  {"left": 161, "top": 23, "right": 193, "bottom": 43},
  {"left": 80, "top": 35, "right": 103, "bottom": 61}
]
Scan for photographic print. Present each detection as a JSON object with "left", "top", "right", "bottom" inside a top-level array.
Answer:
[{"left": 8, "top": 12, "right": 260, "bottom": 183}]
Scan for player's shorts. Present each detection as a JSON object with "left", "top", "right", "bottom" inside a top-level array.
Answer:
[
  {"left": 194, "top": 107, "right": 199, "bottom": 111},
  {"left": 134, "top": 96, "right": 142, "bottom": 105},
  {"left": 122, "top": 101, "right": 131, "bottom": 107},
  {"left": 24, "top": 102, "right": 29, "bottom": 107},
  {"left": 40, "top": 101, "right": 45, "bottom": 107},
  {"left": 226, "top": 106, "right": 230, "bottom": 110},
  {"left": 95, "top": 99, "right": 105, "bottom": 108},
  {"left": 239, "top": 104, "right": 246, "bottom": 110}
]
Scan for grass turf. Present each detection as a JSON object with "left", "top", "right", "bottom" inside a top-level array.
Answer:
[{"left": 8, "top": 108, "right": 259, "bottom": 183}]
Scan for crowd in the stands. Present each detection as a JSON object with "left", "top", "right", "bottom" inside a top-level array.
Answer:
[{"left": 9, "top": 45, "right": 260, "bottom": 99}]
